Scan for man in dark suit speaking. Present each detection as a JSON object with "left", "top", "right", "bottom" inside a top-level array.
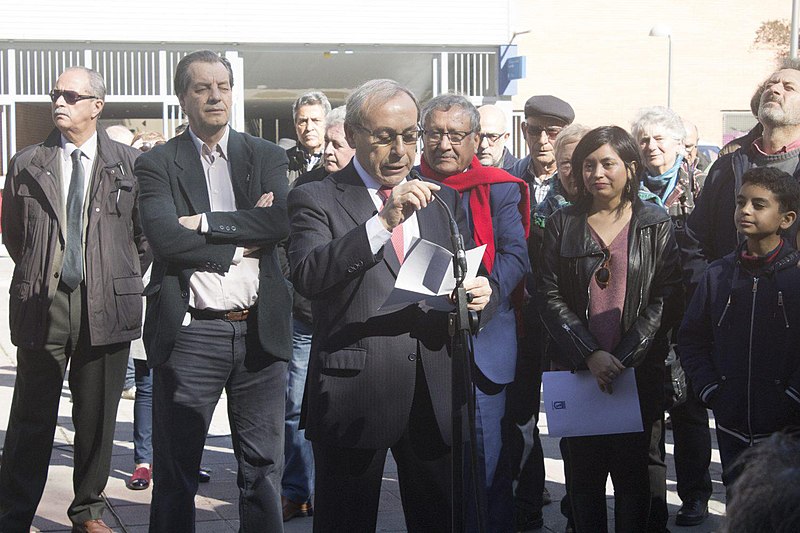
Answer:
[
  {"left": 287, "top": 79, "right": 494, "bottom": 532},
  {"left": 135, "top": 50, "right": 291, "bottom": 532}
]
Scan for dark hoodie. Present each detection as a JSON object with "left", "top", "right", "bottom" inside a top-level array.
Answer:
[{"left": 679, "top": 239, "right": 800, "bottom": 445}]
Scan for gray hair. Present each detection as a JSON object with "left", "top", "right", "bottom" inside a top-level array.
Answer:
[
  {"left": 420, "top": 93, "right": 480, "bottom": 132},
  {"left": 292, "top": 91, "right": 331, "bottom": 122},
  {"left": 345, "top": 79, "right": 419, "bottom": 127},
  {"left": 631, "top": 106, "right": 686, "bottom": 145},
  {"left": 326, "top": 105, "right": 347, "bottom": 129},
  {"left": 553, "top": 123, "right": 592, "bottom": 160},
  {"left": 174, "top": 50, "right": 233, "bottom": 97},
  {"left": 63, "top": 66, "right": 106, "bottom": 101}
]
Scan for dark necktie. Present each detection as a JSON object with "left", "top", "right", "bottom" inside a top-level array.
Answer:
[
  {"left": 62, "top": 149, "right": 85, "bottom": 291},
  {"left": 377, "top": 186, "right": 405, "bottom": 264}
]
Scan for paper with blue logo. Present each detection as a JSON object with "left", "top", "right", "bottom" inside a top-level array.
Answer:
[{"left": 542, "top": 368, "right": 642, "bottom": 437}]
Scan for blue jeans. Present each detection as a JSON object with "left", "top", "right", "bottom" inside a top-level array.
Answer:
[
  {"left": 124, "top": 356, "right": 136, "bottom": 390},
  {"left": 133, "top": 358, "right": 153, "bottom": 465},
  {"left": 281, "top": 317, "right": 314, "bottom": 503}
]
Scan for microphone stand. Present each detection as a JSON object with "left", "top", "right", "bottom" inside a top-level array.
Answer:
[{"left": 412, "top": 171, "right": 486, "bottom": 533}]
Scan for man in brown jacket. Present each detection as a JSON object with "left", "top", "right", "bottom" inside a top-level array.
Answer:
[{"left": 0, "top": 66, "right": 149, "bottom": 533}]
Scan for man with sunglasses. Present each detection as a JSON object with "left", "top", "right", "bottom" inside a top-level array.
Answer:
[
  {"left": 287, "top": 79, "right": 494, "bottom": 532},
  {"left": 417, "top": 93, "right": 530, "bottom": 532},
  {"left": 507, "top": 93, "right": 574, "bottom": 531},
  {"left": 510, "top": 95, "right": 575, "bottom": 205},
  {"left": 0, "top": 67, "right": 150, "bottom": 533}
]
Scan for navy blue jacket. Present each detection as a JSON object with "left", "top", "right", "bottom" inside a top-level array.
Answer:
[
  {"left": 415, "top": 167, "right": 530, "bottom": 385},
  {"left": 678, "top": 242, "right": 800, "bottom": 445}
]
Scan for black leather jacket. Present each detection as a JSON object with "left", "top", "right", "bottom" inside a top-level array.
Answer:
[{"left": 537, "top": 198, "right": 684, "bottom": 420}]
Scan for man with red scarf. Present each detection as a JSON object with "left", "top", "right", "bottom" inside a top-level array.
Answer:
[{"left": 418, "top": 94, "right": 530, "bottom": 533}]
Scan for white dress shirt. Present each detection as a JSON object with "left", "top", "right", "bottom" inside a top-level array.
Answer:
[
  {"left": 60, "top": 131, "right": 97, "bottom": 210},
  {"left": 353, "top": 157, "right": 420, "bottom": 256},
  {"left": 60, "top": 132, "right": 98, "bottom": 276},
  {"left": 187, "top": 127, "right": 260, "bottom": 311}
]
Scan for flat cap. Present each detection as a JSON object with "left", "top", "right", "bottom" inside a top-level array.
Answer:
[{"left": 524, "top": 95, "right": 575, "bottom": 124}]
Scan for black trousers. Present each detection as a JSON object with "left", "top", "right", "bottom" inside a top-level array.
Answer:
[
  {"left": 567, "top": 421, "right": 658, "bottom": 533},
  {"left": 0, "top": 284, "right": 129, "bottom": 531},
  {"left": 311, "top": 360, "right": 452, "bottom": 533},
  {"left": 647, "top": 386, "right": 712, "bottom": 532},
  {"left": 149, "top": 315, "right": 286, "bottom": 533},
  {"left": 669, "top": 385, "right": 712, "bottom": 502},
  {"left": 505, "top": 311, "right": 545, "bottom": 512}
]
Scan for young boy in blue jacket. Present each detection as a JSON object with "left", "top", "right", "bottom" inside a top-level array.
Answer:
[{"left": 679, "top": 166, "right": 800, "bottom": 490}]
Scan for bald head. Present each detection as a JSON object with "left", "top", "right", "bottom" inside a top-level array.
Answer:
[
  {"left": 683, "top": 118, "right": 699, "bottom": 165},
  {"left": 477, "top": 105, "right": 510, "bottom": 167}
]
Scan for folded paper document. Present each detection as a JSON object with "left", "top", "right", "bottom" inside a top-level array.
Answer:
[
  {"left": 380, "top": 238, "right": 486, "bottom": 312},
  {"left": 543, "top": 369, "right": 643, "bottom": 437}
]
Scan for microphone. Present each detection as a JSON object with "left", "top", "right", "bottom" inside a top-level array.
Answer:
[{"left": 409, "top": 170, "right": 468, "bottom": 281}]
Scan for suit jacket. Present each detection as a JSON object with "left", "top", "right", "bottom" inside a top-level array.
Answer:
[
  {"left": 134, "top": 127, "right": 292, "bottom": 368},
  {"left": 288, "top": 161, "right": 494, "bottom": 449},
  {"left": 2, "top": 127, "right": 150, "bottom": 349},
  {"left": 459, "top": 182, "right": 529, "bottom": 385}
]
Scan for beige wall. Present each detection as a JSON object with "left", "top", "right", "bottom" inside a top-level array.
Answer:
[{"left": 509, "top": 0, "right": 791, "bottom": 146}]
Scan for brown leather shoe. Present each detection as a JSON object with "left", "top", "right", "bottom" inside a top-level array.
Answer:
[
  {"left": 71, "top": 518, "right": 113, "bottom": 533},
  {"left": 281, "top": 495, "right": 313, "bottom": 522}
]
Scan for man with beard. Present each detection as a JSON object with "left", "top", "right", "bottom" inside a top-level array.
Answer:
[{"left": 687, "top": 67, "right": 800, "bottom": 266}]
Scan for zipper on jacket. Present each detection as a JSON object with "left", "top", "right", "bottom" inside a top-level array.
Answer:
[
  {"left": 562, "top": 323, "right": 594, "bottom": 356},
  {"left": 779, "top": 290, "right": 789, "bottom": 328},
  {"left": 747, "top": 277, "right": 759, "bottom": 446},
  {"left": 717, "top": 295, "right": 732, "bottom": 327},
  {"left": 619, "top": 334, "right": 653, "bottom": 365}
]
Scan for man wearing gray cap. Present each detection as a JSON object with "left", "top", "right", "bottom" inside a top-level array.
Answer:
[
  {"left": 507, "top": 94, "right": 574, "bottom": 531},
  {"left": 509, "top": 95, "right": 575, "bottom": 205}
]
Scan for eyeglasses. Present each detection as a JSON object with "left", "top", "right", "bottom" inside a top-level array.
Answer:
[
  {"left": 423, "top": 130, "right": 474, "bottom": 145},
  {"left": 594, "top": 249, "right": 611, "bottom": 289},
  {"left": 479, "top": 132, "right": 505, "bottom": 144},
  {"left": 49, "top": 89, "right": 99, "bottom": 105},
  {"left": 352, "top": 124, "right": 421, "bottom": 146},
  {"left": 526, "top": 124, "right": 562, "bottom": 141}
]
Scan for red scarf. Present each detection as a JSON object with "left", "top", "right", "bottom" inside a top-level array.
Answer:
[
  {"left": 420, "top": 155, "right": 531, "bottom": 330},
  {"left": 420, "top": 155, "right": 530, "bottom": 273}
]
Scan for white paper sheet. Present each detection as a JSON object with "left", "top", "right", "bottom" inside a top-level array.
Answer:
[
  {"left": 379, "top": 238, "right": 487, "bottom": 312},
  {"left": 542, "top": 368, "right": 643, "bottom": 437}
]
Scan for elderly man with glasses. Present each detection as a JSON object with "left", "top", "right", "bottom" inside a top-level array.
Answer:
[
  {"left": 0, "top": 67, "right": 150, "bottom": 533},
  {"left": 287, "top": 79, "right": 495, "bottom": 532},
  {"left": 477, "top": 104, "right": 518, "bottom": 170},
  {"left": 416, "top": 93, "right": 530, "bottom": 532}
]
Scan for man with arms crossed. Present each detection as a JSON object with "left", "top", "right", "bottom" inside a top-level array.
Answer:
[{"left": 135, "top": 50, "right": 291, "bottom": 532}]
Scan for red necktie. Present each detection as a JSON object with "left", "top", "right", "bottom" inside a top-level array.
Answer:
[{"left": 377, "top": 186, "right": 405, "bottom": 264}]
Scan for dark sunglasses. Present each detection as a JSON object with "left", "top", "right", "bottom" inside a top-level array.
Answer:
[
  {"left": 595, "top": 249, "right": 611, "bottom": 288},
  {"left": 526, "top": 124, "right": 562, "bottom": 140},
  {"left": 49, "top": 89, "right": 98, "bottom": 105}
]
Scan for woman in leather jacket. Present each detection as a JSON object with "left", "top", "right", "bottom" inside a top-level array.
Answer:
[{"left": 538, "top": 126, "right": 683, "bottom": 532}]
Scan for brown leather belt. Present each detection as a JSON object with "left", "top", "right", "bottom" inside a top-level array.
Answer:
[{"left": 189, "top": 307, "right": 254, "bottom": 322}]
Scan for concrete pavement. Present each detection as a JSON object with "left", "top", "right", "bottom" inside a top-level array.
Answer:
[{"left": 0, "top": 252, "right": 725, "bottom": 532}]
